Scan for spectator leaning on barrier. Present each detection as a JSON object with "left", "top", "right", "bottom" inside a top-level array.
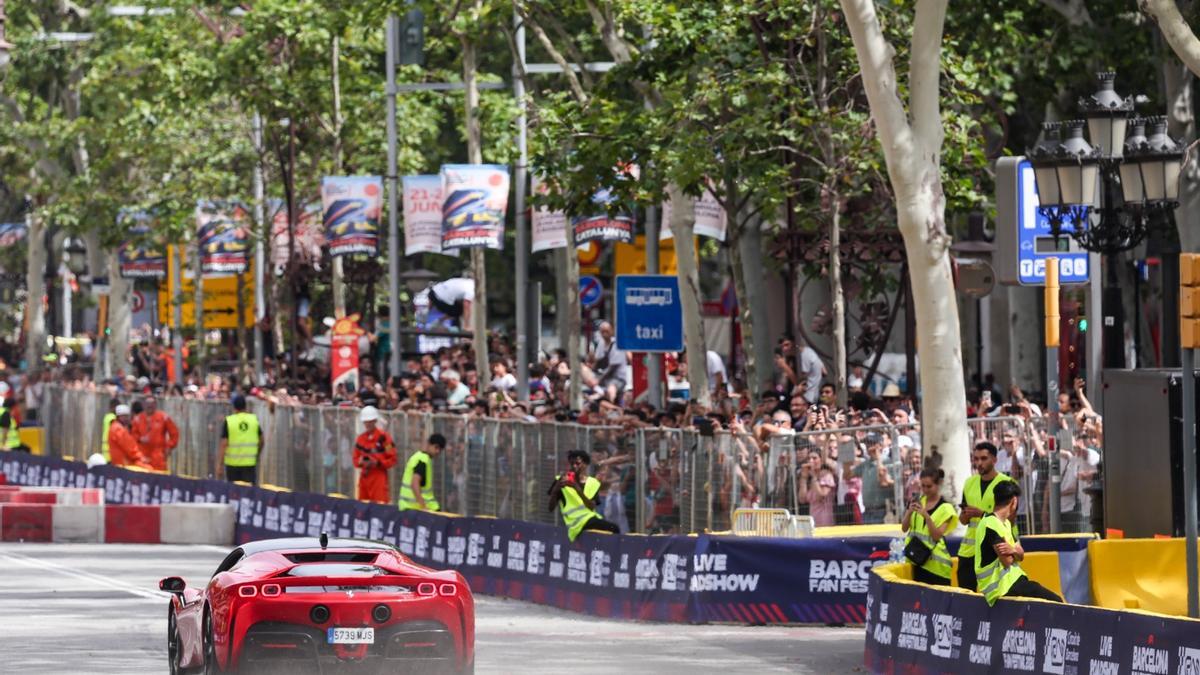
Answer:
[
  {"left": 956, "top": 441, "right": 1014, "bottom": 591},
  {"left": 974, "top": 480, "right": 1062, "bottom": 605},
  {"left": 399, "top": 433, "right": 443, "bottom": 512},
  {"left": 547, "top": 449, "right": 621, "bottom": 541},
  {"left": 217, "top": 394, "right": 263, "bottom": 485},
  {"left": 901, "top": 468, "right": 957, "bottom": 586},
  {"left": 851, "top": 433, "right": 897, "bottom": 524},
  {"left": 353, "top": 406, "right": 398, "bottom": 504},
  {"left": 108, "top": 404, "right": 150, "bottom": 469},
  {"left": 131, "top": 395, "right": 179, "bottom": 471}
]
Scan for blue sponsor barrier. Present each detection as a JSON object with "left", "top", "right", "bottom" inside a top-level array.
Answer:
[
  {"left": 0, "top": 452, "right": 1094, "bottom": 627},
  {"left": 865, "top": 564, "right": 1200, "bottom": 674}
]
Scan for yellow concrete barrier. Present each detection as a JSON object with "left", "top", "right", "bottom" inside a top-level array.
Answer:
[
  {"left": 1089, "top": 538, "right": 1200, "bottom": 616},
  {"left": 20, "top": 428, "right": 44, "bottom": 456}
]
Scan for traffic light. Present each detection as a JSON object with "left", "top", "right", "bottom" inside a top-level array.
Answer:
[
  {"left": 399, "top": 8, "right": 425, "bottom": 66},
  {"left": 1181, "top": 254, "right": 1200, "bottom": 348},
  {"left": 1078, "top": 318, "right": 1088, "bottom": 332}
]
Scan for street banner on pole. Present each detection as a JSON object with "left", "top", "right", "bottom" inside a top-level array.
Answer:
[
  {"left": 573, "top": 184, "right": 635, "bottom": 245},
  {"left": 440, "top": 164, "right": 509, "bottom": 250},
  {"left": 330, "top": 313, "right": 366, "bottom": 396},
  {"left": 268, "top": 199, "right": 324, "bottom": 271},
  {"left": 659, "top": 188, "right": 727, "bottom": 242},
  {"left": 0, "top": 222, "right": 27, "bottom": 247},
  {"left": 321, "top": 176, "right": 383, "bottom": 257},
  {"left": 196, "top": 200, "right": 250, "bottom": 276},
  {"left": 403, "top": 175, "right": 454, "bottom": 256},
  {"left": 117, "top": 209, "right": 167, "bottom": 279},
  {"left": 531, "top": 174, "right": 568, "bottom": 252}
]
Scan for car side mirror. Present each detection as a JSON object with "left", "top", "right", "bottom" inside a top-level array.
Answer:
[{"left": 159, "top": 576, "right": 186, "bottom": 595}]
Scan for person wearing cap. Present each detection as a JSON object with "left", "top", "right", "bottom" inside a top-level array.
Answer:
[
  {"left": 131, "top": 395, "right": 179, "bottom": 471},
  {"left": 217, "top": 394, "right": 263, "bottom": 484},
  {"left": 353, "top": 406, "right": 398, "bottom": 504},
  {"left": 399, "top": 433, "right": 443, "bottom": 511},
  {"left": 99, "top": 398, "right": 119, "bottom": 461},
  {"left": 108, "top": 404, "right": 150, "bottom": 469}
]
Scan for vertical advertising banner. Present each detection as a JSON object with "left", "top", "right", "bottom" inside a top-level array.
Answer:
[
  {"left": 321, "top": 176, "right": 382, "bottom": 257},
  {"left": 402, "top": 175, "right": 449, "bottom": 256},
  {"left": 440, "top": 164, "right": 510, "bottom": 251},
  {"left": 196, "top": 201, "right": 250, "bottom": 276},
  {"left": 117, "top": 210, "right": 167, "bottom": 279},
  {"left": 660, "top": 188, "right": 727, "bottom": 242},
  {"left": 269, "top": 200, "right": 325, "bottom": 271},
  {"left": 330, "top": 314, "right": 366, "bottom": 397},
  {"left": 531, "top": 175, "right": 568, "bottom": 253}
]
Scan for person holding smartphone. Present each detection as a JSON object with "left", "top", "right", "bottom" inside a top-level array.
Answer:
[{"left": 547, "top": 450, "right": 620, "bottom": 541}]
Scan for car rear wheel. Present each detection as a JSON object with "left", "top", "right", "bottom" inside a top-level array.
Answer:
[
  {"left": 202, "top": 609, "right": 220, "bottom": 675},
  {"left": 167, "top": 608, "right": 182, "bottom": 675}
]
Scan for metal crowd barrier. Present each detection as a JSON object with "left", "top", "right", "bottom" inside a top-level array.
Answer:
[{"left": 41, "top": 386, "right": 1101, "bottom": 536}]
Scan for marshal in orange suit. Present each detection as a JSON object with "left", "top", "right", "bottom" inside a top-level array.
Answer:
[{"left": 353, "top": 406, "right": 398, "bottom": 503}]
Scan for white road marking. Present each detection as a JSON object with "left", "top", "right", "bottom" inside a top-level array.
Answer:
[{"left": 0, "top": 551, "right": 169, "bottom": 602}]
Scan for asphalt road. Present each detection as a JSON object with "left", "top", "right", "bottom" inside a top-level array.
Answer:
[{"left": 0, "top": 543, "right": 865, "bottom": 674}]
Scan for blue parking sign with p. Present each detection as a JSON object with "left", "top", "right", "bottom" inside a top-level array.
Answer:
[{"left": 615, "top": 274, "right": 684, "bottom": 353}]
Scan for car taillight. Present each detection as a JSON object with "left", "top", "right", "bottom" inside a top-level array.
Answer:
[
  {"left": 438, "top": 584, "right": 457, "bottom": 596},
  {"left": 261, "top": 584, "right": 281, "bottom": 597},
  {"left": 417, "top": 583, "right": 436, "bottom": 596},
  {"left": 238, "top": 586, "right": 257, "bottom": 597}
]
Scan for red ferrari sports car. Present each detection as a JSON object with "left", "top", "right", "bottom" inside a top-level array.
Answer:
[{"left": 159, "top": 535, "right": 474, "bottom": 674}]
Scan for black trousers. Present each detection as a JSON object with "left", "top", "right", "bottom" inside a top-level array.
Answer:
[
  {"left": 912, "top": 565, "right": 952, "bottom": 586},
  {"left": 1006, "top": 576, "right": 1063, "bottom": 603},
  {"left": 956, "top": 557, "right": 977, "bottom": 591},
  {"left": 582, "top": 517, "right": 620, "bottom": 535},
  {"left": 226, "top": 465, "right": 258, "bottom": 485}
]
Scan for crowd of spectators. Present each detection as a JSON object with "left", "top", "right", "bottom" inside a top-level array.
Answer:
[{"left": 8, "top": 326, "right": 1104, "bottom": 536}]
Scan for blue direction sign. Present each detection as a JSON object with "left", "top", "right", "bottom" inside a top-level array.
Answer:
[
  {"left": 1016, "top": 159, "right": 1089, "bottom": 285},
  {"left": 579, "top": 275, "right": 603, "bottom": 308},
  {"left": 615, "top": 274, "right": 684, "bottom": 353}
]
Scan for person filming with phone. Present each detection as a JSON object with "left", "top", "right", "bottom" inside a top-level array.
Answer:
[{"left": 547, "top": 450, "right": 621, "bottom": 541}]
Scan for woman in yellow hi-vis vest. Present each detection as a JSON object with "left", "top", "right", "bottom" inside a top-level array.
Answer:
[
  {"left": 974, "top": 480, "right": 1061, "bottom": 605},
  {"left": 900, "top": 468, "right": 957, "bottom": 586},
  {"left": 100, "top": 398, "right": 118, "bottom": 461},
  {"left": 216, "top": 395, "right": 263, "bottom": 484},
  {"left": 546, "top": 450, "right": 620, "bottom": 541},
  {"left": 399, "top": 433, "right": 443, "bottom": 511}
]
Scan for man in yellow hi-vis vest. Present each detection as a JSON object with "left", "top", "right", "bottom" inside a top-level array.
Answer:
[
  {"left": 399, "top": 433, "right": 444, "bottom": 511},
  {"left": 100, "top": 398, "right": 118, "bottom": 461},
  {"left": 546, "top": 450, "right": 620, "bottom": 541},
  {"left": 974, "top": 480, "right": 1061, "bottom": 604},
  {"left": 0, "top": 397, "right": 21, "bottom": 451},
  {"left": 956, "top": 441, "right": 1014, "bottom": 590},
  {"left": 217, "top": 395, "right": 263, "bottom": 484}
]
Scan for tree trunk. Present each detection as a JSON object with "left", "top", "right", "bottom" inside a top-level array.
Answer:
[
  {"left": 461, "top": 17, "right": 491, "bottom": 390},
  {"left": 555, "top": 248, "right": 570, "bottom": 352},
  {"left": 726, "top": 209, "right": 757, "bottom": 404},
  {"left": 667, "top": 185, "right": 711, "bottom": 409},
  {"left": 840, "top": 0, "right": 970, "bottom": 496},
  {"left": 331, "top": 34, "right": 347, "bottom": 318},
  {"left": 106, "top": 251, "right": 132, "bottom": 379},
  {"left": 24, "top": 210, "right": 47, "bottom": 370},
  {"left": 829, "top": 193, "right": 848, "bottom": 407},
  {"left": 565, "top": 224, "right": 583, "bottom": 412},
  {"left": 237, "top": 272, "right": 248, "bottom": 385},
  {"left": 82, "top": 228, "right": 106, "bottom": 380}
]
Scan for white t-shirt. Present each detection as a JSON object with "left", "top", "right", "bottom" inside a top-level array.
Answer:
[
  {"left": 706, "top": 350, "right": 727, "bottom": 391},
  {"left": 491, "top": 373, "right": 518, "bottom": 391},
  {"left": 431, "top": 278, "right": 475, "bottom": 303},
  {"left": 799, "top": 346, "right": 823, "bottom": 403}
]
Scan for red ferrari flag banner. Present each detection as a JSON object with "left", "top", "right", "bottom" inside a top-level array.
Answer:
[
  {"left": 195, "top": 201, "right": 250, "bottom": 276},
  {"left": 403, "top": 175, "right": 449, "bottom": 256},
  {"left": 321, "top": 176, "right": 382, "bottom": 257},
  {"left": 117, "top": 209, "right": 167, "bottom": 279},
  {"left": 440, "top": 164, "right": 509, "bottom": 251},
  {"left": 331, "top": 313, "right": 366, "bottom": 396}
]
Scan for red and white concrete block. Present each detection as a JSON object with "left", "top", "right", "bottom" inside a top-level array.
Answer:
[{"left": 0, "top": 486, "right": 234, "bottom": 545}]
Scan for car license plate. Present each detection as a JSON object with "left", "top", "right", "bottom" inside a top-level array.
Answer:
[{"left": 327, "top": 627, "right": 374, "bottom": 644}]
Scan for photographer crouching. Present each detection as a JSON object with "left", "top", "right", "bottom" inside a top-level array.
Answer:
[{"left": 548, "top": 450, "right": 621, "bottom": 541}]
